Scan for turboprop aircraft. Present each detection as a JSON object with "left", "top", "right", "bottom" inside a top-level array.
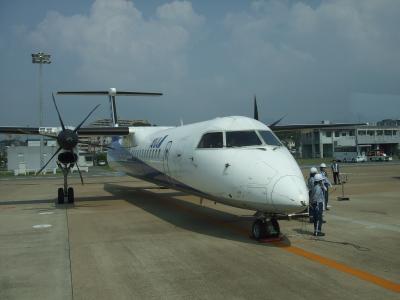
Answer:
[{"left": 0, "top": 89, "right": 365, "bottom": 240}]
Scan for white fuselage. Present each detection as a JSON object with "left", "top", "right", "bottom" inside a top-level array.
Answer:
[{"left": 108, "top": 116, "right": 308, "bottom": 215}]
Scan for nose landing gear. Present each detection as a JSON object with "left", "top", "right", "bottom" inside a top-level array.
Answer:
[{"left": 251, "top": 214, "right": 280, "bottom": 240}]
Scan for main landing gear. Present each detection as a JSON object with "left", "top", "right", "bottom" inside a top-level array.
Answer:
[
  {"left": 56, "top": 161, "right": 75, "bottom": 205},
  {"left": 251, "top": 213, "right": 280, "bottom": 240}
]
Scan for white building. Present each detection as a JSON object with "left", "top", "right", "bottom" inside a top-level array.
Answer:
[
  {"left": 296, "top": 125, "right": 400, "bottom": 158},
  {"left": 7, "top": 140, "right": 93, "bottom": 174},
  {"left": 7, "top": 145, "right": 58, "bottom": 174}
]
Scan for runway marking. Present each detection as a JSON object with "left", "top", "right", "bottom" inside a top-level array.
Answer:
[
  {"left": 32, "top": 224, "right": 52, "bottom": 229},
  {"left": 277, "top": 243, "right": 400, "bottom": 293},
  {"left": 39, "top": 211, "right": 54, "bottom": 215}
]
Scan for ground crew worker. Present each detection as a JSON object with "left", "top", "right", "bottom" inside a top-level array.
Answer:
[
  {"left": 331, "top": 159, "right": 341, "bottom": 185},
  {"left": 308, "top": 167, "right": 318, "bottom": 223},
  {"left": 320, "top": 163, "right": 332, "bottom": 210},
  {"left": 310, "top": 173, "right": 325, "bottom": 236}
]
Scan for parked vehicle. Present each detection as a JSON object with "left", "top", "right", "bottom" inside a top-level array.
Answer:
[
  {"left": 354, "top": 154, "right": 367, "bottom": 163},
  {"left": 367, "top": 150, "right": 392, "bottom": 161},
  {"left": 334, "top": 146, "right": 355, "bottom": 162},
  {"left": 98, "top": 160, "right": 107, "bottom": 166},
  {"left": 334, "top": 147, "right": 367, "bottom": 163}
]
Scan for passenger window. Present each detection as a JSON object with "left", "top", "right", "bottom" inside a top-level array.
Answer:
[
  {"left": 258, "top": 131, "right": 282, "bottom": 146},
  {"left": 226, "top": 131, "right": 262, "bottom": 147},
  {"left": 197, "top": 132, "right": 223, "bottom": 148}
]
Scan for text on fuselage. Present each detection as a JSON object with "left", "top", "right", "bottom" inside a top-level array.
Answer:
[{"left": 150, "top": 135, "right": 168, "bottom": 148}]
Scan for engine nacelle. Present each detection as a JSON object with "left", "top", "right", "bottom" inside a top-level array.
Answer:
[{"left": 58, "top": 152, "right": 78, "bottom": 165}]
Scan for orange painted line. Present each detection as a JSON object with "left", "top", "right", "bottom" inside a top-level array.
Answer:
[
  {"left": 277, "top": 243, "right": 400, "bottom": 293},
  {"left": 0, "top": 206, "right": 16, "bottom": 210},
  {"left": 144, "top": 192, "right": 400, "bottom": 293}
]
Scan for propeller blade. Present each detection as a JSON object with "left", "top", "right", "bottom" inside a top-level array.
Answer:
[
  {"left": 269, "top": 115, "right": 287, "bottom": 128},
  {"left": 254, "top": 95, "right": 259, "bottom": 121},
  {"left": 75, "top": 162, "right": 84, "bottom": 185},
  {"left": 78, "top": 141, "right": 114, "bottom": 150},
  {"left": 36, "top": 147, "right": 62, "bottom": 175},
  {"left": 52, "top": 93, "right": 66, "bottom": 131},
  {"left": 73, "top": 104, "right": 101, "bottom": 133}
]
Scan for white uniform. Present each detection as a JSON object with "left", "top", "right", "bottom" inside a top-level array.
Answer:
[{"left": 311, "top": 184, "right": 325, "bottom": 204}]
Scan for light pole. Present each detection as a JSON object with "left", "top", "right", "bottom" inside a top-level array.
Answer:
[{"left": 32, "top": 52, "right": 51, "bottom": 170}]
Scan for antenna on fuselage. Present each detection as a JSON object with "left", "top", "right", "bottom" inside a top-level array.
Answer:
[{"left": 57, "top": 88, "right": 162, "bottom": 127}]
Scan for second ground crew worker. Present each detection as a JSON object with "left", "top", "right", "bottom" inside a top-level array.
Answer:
[
  {"left": 331, "top": 159, "right": 341, "bottom": 185},
  {"left": 320, "top": 163, "right": 332, "bottom": 210},
  {"left": 308, "top": 167, "right": 318, "bottom": 223},
  {"left": 310, "top": 173, "right": 325, "bottom": 236}
]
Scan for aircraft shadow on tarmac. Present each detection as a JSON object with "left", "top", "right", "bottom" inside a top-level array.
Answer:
[
  {"left": 103, "top": 183, "right": 292, "bottom": 247},
  {"left": 0, "top": 195, "right": 119, "bottom": 206}
]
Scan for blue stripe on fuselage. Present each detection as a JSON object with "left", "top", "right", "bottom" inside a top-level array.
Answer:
[{"left": 108, "top": 138, "right": 209, "bottom": 198}]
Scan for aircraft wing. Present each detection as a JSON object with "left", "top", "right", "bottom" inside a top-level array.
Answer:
[
  {"left": 0, "top": 126, "right": 130, "bottom": 136},
  {"left": 0, "top": 127, "right": 42, "bottom": 135},
  {"left": 270, "top": 123, "right": 367, "bottom": 132}
]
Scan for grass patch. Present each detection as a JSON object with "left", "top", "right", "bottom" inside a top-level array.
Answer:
[
  {"left": 0, "top": 170, "right": 13, "bottom": 176},
  {"left": 296, "top": 157, "right": 334, "bottom": 166}
]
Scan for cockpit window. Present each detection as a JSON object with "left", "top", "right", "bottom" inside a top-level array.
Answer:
[
  {"left": 197, "top": 132, "right": 223, "bottom": 148},
  {"left": 226, "top": 131, "right": 262, "bottom": 147},
  {"left": 259, "top": 130, "right": 282, "bottom": 146}
]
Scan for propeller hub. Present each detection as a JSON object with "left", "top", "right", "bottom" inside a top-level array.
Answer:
[{"left": 57, "top": 129, "right": 79, "bottom": 150}]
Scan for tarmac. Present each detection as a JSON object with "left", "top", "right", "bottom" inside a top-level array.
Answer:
[{"left": 0, "top": 163, "right": 399, "bottom": 299}]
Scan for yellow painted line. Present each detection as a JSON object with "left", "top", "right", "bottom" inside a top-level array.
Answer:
[{"left": 276, "top": 243, "right": 400, "bottom": 293}]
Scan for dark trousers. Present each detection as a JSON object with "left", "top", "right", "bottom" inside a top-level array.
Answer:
[
  {"left": 324, "top": 187, "right": 329, "bottom": 208},
  {"left": 333, "top": 172, "right": 340, "bottom": 185},
  {"left": 312, "top": 202, "right": 324, "bottom": 233},
  {"left": 309, "top": 204, "right": 314, "bottom": 221}
]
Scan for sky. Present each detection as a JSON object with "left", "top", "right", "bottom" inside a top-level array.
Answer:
[{"left": 0, "top": 0, "right": 399, "bottom": 127}]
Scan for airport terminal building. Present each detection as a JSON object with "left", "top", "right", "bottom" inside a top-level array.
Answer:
[{"left": 297, "top": 120, "right": 400, "bottom": 158}]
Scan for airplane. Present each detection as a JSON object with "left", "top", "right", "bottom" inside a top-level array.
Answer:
[{"left": 0, "top": 89, "right": 365, "bottom": 240}]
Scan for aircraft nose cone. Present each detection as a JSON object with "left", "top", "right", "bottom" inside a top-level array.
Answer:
[{"left": 272, "top": 175, "right": 308, "bottom": 213}]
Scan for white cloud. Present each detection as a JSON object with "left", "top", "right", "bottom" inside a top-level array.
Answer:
[
  {"left": 29, "top": 0, "right": 204, "bottom": 88},
  {"left": 223, "top": 0, "right": 400, "bottom": 121},
  {"left": 156, "top": 0, "right": 204, "bottom": 29},
  {"left": 23, "top": 0, "right": 400, "bottom": 124}
]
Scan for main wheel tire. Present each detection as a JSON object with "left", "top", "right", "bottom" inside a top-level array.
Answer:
[
  {"left": 67, "top": 187, "right": 74, "bottom": 204},
  {"left": 271, "top": 218, "right": 280, "bottom": 237},
  {"left": 252, "top": 219, "right": 266, "bottom": 240},
  {"left": 57, "top": 188, "right": 64, "bottom": 204},
  {"left": 265, "top": 219, "right": 280, "bottom": 237}
]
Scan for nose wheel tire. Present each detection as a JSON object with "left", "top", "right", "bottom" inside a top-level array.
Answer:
[
  {"left": 56, "top": 187, "right": 75, "bottom": 204},
  {"left": 252, "top": 218, "right": 280, "bottom": 240},
  {"left": 67, "top": 187, "right": 74, "bottom": 204},
  {"left": 252, "top": 219, "right": 266, "bottom": 240},
  {"left": 57, "top": 188, "right": 64, "bottom": 204},
  {"left": 269, "top": 218, "right": 280, "bottom": 237}
]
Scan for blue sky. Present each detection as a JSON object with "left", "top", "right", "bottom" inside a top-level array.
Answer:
[{"left": 1, "top": 0, "right": 399, "bottom": 127}]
